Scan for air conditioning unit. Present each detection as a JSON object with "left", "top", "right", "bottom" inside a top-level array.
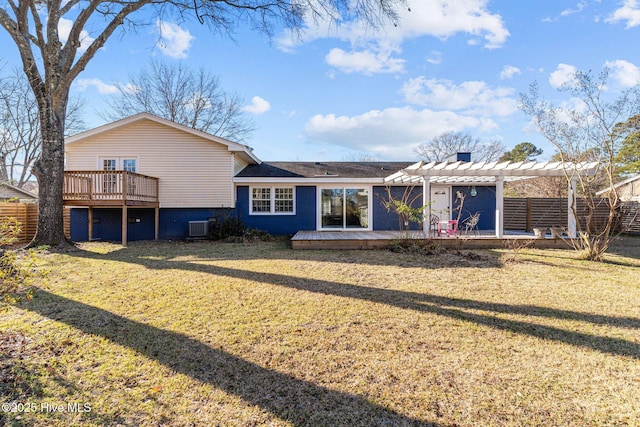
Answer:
[{"left": 188, "top": 220, "right": 209, "bottom": 237}]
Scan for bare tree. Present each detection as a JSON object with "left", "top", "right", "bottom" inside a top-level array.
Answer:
[
  {"left": 519, "top": 68, "right": 640, "bottom": 261},
  {"left": 102, "top": 60, "right": 255, "bottom": 142},
  {"left": 341, "top": 152, "right": 379, "bottom": 162},
  {"left": 0, "top": 0, "right": 406, "bottom": 248},
  {"left": 414, "top": 131, "right": 505, "bottom": 162},
  {"left": 504, "top": 176, "right": 567, "bottom": 198},
  {"left": 1, "top": 68, "right": 85, "bottom": 188}
]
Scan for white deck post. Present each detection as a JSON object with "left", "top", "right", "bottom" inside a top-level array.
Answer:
[
  {"left": 495, "top": 177, "right": 504, "bottom": 238},
  {"left": 568, "top": 176, "right": 578, "bottom": 238},
  {"left": 422, "top": 178, "right": 431, "bottom": 237}
]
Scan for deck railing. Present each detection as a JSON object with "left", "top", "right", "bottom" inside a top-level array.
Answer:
[{"left": 63, "top": 171, "right": 159, "bottom": 204}]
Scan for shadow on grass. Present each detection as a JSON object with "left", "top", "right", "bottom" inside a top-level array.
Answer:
[
  {"left": 605, "top": 235, "right": 640, "bottom": 265},
  {"left": 23, "top": 290, "right": 438, "bottom": 427},
  {"left": 105, "top": 246, "right": 640, "bottom": 348},
  {"left": 82, "top": 239, "right": 506, "bottom": 270},
  {"left": 68, "top": 246, "right": 640, "bottom": 360},
  {"left": 0, "top": 332, "right": 129, "bottom": 426}
]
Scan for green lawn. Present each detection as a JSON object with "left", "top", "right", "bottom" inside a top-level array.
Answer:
[{"left": 1, "top": 237, "right": 639, "bottom": 426}]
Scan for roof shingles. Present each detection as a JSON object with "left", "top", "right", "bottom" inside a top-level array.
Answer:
[{"left": 236, "top": 162, "right": 414, "bottom": 179}]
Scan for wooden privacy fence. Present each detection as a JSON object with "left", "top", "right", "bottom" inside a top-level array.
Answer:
[
  {"left": 504, "top": 198, "right": 614, "bottom": 232},
  {"left": 0, "top": 203, "right": 71, "bottom": 244},
  {"left": 0, "top": 202, "right": 38, "bottom": 243}
]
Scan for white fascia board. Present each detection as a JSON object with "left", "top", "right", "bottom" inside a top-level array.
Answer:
[
  {"left": 231, "top": 150, "right": 261, "bottom": 164},
  {"left": 233, "top": 177, "right": 387, "bottom": 185}
]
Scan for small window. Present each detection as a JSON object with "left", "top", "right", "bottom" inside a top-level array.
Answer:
[
  {"left": 274, "top": 188, "right": 294, "bottom": 212},
  {"left": 250, "top": 186, "right": 295, "bottom": 215},
  {"left": 103, "top": 159, "right": 117, "bottom": 171},
  {"left": 123, "top": 159, "right": 137, "bottom": 172},
  {"left": 252, "top": 188, "right": 272, "bottom": 213}
]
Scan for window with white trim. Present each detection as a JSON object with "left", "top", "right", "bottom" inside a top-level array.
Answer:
[
  {"left": 251, "top": 186, "right": 295, "bottom": 214},
  {"left": 122, "top": 159, "right": 137, "bottom": 172},
  {"left": 103, "top": 159, "right": 117, "bottom": 193}
]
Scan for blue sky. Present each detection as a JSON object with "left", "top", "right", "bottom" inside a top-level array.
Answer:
[{"left": 2, "top": 0, "right": 640, "bottom": 162}]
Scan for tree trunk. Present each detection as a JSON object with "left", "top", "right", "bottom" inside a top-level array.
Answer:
[{"left": 30, "top": 104, "right": 69, "bottom": 249}]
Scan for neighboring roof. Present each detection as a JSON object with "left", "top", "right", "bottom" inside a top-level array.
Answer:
[
  {"left": 596, "top": 174, "right": 640, "bottom": 195},
  {"left": 65, "top": 112, "right": 261, "bottom": 164},
  {"left": 0, "top": 182, "right": 38, "bottom": 200},
  {"left": 385, "top": 160, "right": 600, "bottom": 184},
  {"left": 236, "top": 162, "right": 414, "bottom": 179}
]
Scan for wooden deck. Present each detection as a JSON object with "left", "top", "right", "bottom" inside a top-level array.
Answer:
[
  {"left": 290, "top": 230, "right": 574, "bottom": 250},
  {"left": 63, "top": 170, "right": 160, "bottom": 245},
  {"left": 63, "top": 170, "right": 159, "bottom": 207}
]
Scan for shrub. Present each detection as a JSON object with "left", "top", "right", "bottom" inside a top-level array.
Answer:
[
  {"left": 387, "top": 239, "right": 441, "bottom": 255},
  {"left": 208, "top": 215, "right": 246, "bottom": 240},
  {"left": 205, "top": 213, "right": 275, "bottom": 244}
]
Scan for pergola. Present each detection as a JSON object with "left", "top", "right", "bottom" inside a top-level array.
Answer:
[{"left": 384, "top": 160, "right": 599, "bottom": 238}]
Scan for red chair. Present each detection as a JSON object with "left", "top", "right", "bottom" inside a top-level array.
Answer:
[{"left": 438, "top": 220, "right": 458, "bottom": 237}]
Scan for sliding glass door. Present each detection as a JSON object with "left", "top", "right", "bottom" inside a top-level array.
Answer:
[{"left": 320, "top": 187, "right": 369, "bottom": 230}]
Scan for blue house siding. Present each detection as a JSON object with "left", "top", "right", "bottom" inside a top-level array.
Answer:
[
  {"left": 70, "top": 207, "right": 237, "bottom": 242},
  {"left": 159, "top": 208, "right": 235, "bottom": 239},
  {"left": 69, "top": 209, "right": 89, "bottom": 242},
  {"left": 373, "top": 185, "right": 497, "bottom": 231},
  {"left": 70, "top": 208, "right": 156, "bottom": 242},
  {"left": 372, "top": 186, "right": 423, "bottom": 231},
  {"left": 68, "top": 184, "right": 499, "bottom": 240},
  {"left": 452, "top": 185, "right": 496, "bottom": 230},
  {"left": 237, "top": 185, "right": 316, "bottom": 235}
]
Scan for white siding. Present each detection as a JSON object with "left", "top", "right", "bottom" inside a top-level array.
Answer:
[
  {"left": 233, "top": 155, "right": 249, "bottom": 175},
  {"left": 618, "top": 179, "right": 640, "bottom": 202},
  {"left": 65, "top": 119, "right": 235, "bottom": 208}
]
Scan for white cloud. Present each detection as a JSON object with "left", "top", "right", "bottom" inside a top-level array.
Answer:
[
  {"left": 605, "top": 59, "right": 640, "bottom": 86},
  {"left": 401, "top": 77, "right": 518, "bottom": 117},
  {"left": 325, "top": 46, "right": 405, "bottom": 75},
  {"left": 304, "top": 107, "right": 496, "bottom": 159},
  {"left": 606, "top": 0, "right": 640, "bottom": 28},
  {"left": 560, "top": 2, "right": 587, "bottom": 17},
  {"left": 276, "top": 0, "right": 510, "bottom": 56},
  {"left": 75, "top": 78, "right": 118, "bottom": 94},
  {"left": 156, "top": 21, "right": 194, "bottom": 59},
  {"left": 243, "top": 96, "right": 271, "bottom": 115},
  {"left": 542, "top": 1, "right": 587, "bottom": 22},
  {"left": 58, "top": 18, "right": 94, "bottom": 52},
  {"left": 185, "top": 93, "right": 212, "bottom": 110},
  {"left": 499, "top": 65, "right": 521, "bottom": 80},
  {"left": 426, "top": 50, "right": 442, "bottom": 65},
  {"left": 386, "top": 0, "right": 510, "bottom": 49},
  {"left": 549, "top": 63, "right": 578, "bottom": 88}
]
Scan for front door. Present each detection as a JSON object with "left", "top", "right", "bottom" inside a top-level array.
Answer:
[{"left": 430, "top": 187, "right": 450, "bottom": 221}]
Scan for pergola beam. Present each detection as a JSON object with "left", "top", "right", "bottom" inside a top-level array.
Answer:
[
  {"left": 383, "top": 160, "right": 600, "bottom": 237},
  {"left": 385, "top": 160, "right": 599, "bottom": 182}
]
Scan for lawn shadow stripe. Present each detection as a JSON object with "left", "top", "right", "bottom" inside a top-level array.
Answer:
[
  {"left": 24, "top": 290, "right": 439, "bottom": 427},
  {"left": 119, "top": 255, "right": 640, "bottom": 360}
]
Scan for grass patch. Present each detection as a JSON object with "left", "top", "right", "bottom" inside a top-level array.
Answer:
[{"left": 1, "top": 237, "right": 639, "bottom": 426}]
